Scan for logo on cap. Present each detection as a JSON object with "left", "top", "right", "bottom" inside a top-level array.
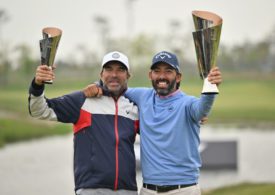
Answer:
[
  {"left": 151, "top": 51, "right": 181, "bottom": 73},
  {"left": 112, "top": 52, "right": 120, "bottom": 59},
  {"left": 155, "top": 52, "right": 172, "bottom": 60}
]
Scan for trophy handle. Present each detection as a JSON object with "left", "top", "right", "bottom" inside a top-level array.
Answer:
[{"left": 202, "top": 78, "right": 219, "bottom": 94}]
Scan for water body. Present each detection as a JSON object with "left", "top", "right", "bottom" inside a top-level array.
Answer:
[
  {"left": 0, "top": 127, "right": 275, "bottom": 195},
  {"left": 199, "top": 126, "right": 275, "bottom": 190}
]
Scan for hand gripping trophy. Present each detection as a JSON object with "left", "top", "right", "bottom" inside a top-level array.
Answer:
[
  {"left": 39, "top": 27, "right": 62, "bottom": 84},
  {"left": 192, "top": 10, "right": 222, "bottom": 94}
]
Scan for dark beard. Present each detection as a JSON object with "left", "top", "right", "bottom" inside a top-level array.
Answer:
[
  {"left": 101, "top": 82, "right": 127, "bottom": 98},
  {"left": 152, "top": 79, "right": 177, "bottom": 96}
]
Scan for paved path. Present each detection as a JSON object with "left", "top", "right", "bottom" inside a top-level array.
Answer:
[{"left": 0, "top": 135, "right": 75, "bottom": 195}]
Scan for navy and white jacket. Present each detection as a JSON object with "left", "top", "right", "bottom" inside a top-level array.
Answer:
[{"left": 28, "top": 80, "right": 139, "bottom": 192}]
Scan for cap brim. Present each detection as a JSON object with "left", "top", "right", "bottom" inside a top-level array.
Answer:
[
  {"left": 102, "top": 60, "right": 128, "bottom": 70},
  {"left": 151, "top": 61, "right": 178, "bottom": 71}
]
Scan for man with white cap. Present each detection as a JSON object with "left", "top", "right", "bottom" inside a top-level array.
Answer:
[{"left": 28, "top": 51, "right": 139, "bottom": 195}]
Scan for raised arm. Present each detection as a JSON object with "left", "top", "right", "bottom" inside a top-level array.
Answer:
[
  {"left": 190, "top": 67, "right": 222, "bottom": 121},
  {"left": 28, "top": 65, "right": 85, "bottom": 123}
]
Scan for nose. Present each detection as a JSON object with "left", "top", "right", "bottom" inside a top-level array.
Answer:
[
  {"left": 110, "top": 70, "right": 118, "bottom": 77},
  {"left": 159, "top": 71, "right": 165, "bottom": 79}
]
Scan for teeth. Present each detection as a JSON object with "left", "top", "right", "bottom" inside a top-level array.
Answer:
[
  {"left": 110, "top": 80, "right": 118, "bottom": 83},
  {"left": 158, "top": 81, "right": 167, "bottom": 84},
  {"left": 158, "top": 81, "right": 167, "bottom": 87}
]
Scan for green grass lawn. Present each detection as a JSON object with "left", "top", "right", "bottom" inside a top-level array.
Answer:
[
  {"left": 203, "top": 182, "right": 275, "bottom": 195},
  {"left": 0, "top": 117, "right": 71, "bottom": 147},
  {"left": 181, "top": 76, "right": 275, "bottom": 125},
  {"left": 2, "top": 76, "right": 275, "bottom": 123},
  {"left": 210, "top": 79, "right": 275, "bottom": 125},
  {"left": 0, "top": 75, "right": 274, "bottom": 148}
]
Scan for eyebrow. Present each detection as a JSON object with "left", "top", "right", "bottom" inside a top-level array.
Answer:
[
  {"left": 104, "top": 64, "right": 127, "bottom": 70},
  {"left": 153, "top": 66, "right": 174, "bottom": 70}
]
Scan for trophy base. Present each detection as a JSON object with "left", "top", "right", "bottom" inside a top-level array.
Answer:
[
  {"left": 43, "top": 80, "right": 53, "bottom": 84},
  {"left": 41, "top": 66, "right": 53, "bottom": 84},
  {"left": 202, "top": 78, "right": 219, "bottom": 94}
]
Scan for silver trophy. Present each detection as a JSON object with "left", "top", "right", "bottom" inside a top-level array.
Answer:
[
  {"left": 39, "top": 27, "right": 62, "bottom": 84},
  {"left": 192, "top": 10, "right": 222, "bottom": 94}
]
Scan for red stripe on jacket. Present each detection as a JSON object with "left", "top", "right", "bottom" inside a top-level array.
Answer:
[
  {"left": 73, "top": 109, "right": 91, "bottom": 133},
  {"left": 134, "top": 120, "right": 139, "bottom": 134},
  {"left": 114, "top": 101, "right": 119, "bottom": 190}
]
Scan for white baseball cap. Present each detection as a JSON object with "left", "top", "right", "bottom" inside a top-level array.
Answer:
[{"left": 101, "top": 51, "right": 130, "bottom": 70}]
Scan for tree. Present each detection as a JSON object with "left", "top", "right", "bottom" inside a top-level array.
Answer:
[
  {"left": 0, "top": 9, "right": 9, "bottom": 44},
  {"left": 93, "top": 16, "right": 110, "bottom": 55},
  {"left": 0, "top": 9, "right": 10, "bottom": 86},
  {"left": 15, "top": 44, "right": 37, "bottom": 77}
]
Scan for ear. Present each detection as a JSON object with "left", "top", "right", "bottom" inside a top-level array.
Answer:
[
  {"left": 176, "top": 73, "right": 182, "bottom": 83},
  {"left": 127, "top": 72, "right": 131, "bottom": 79}
]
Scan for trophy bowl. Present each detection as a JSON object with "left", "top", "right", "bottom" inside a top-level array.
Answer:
[
  {"left": 39, "top": 27, "right": 62, "bottom": 84},
  {"left": 192, "top": 10, "right": 222, "bottom": 94}
]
